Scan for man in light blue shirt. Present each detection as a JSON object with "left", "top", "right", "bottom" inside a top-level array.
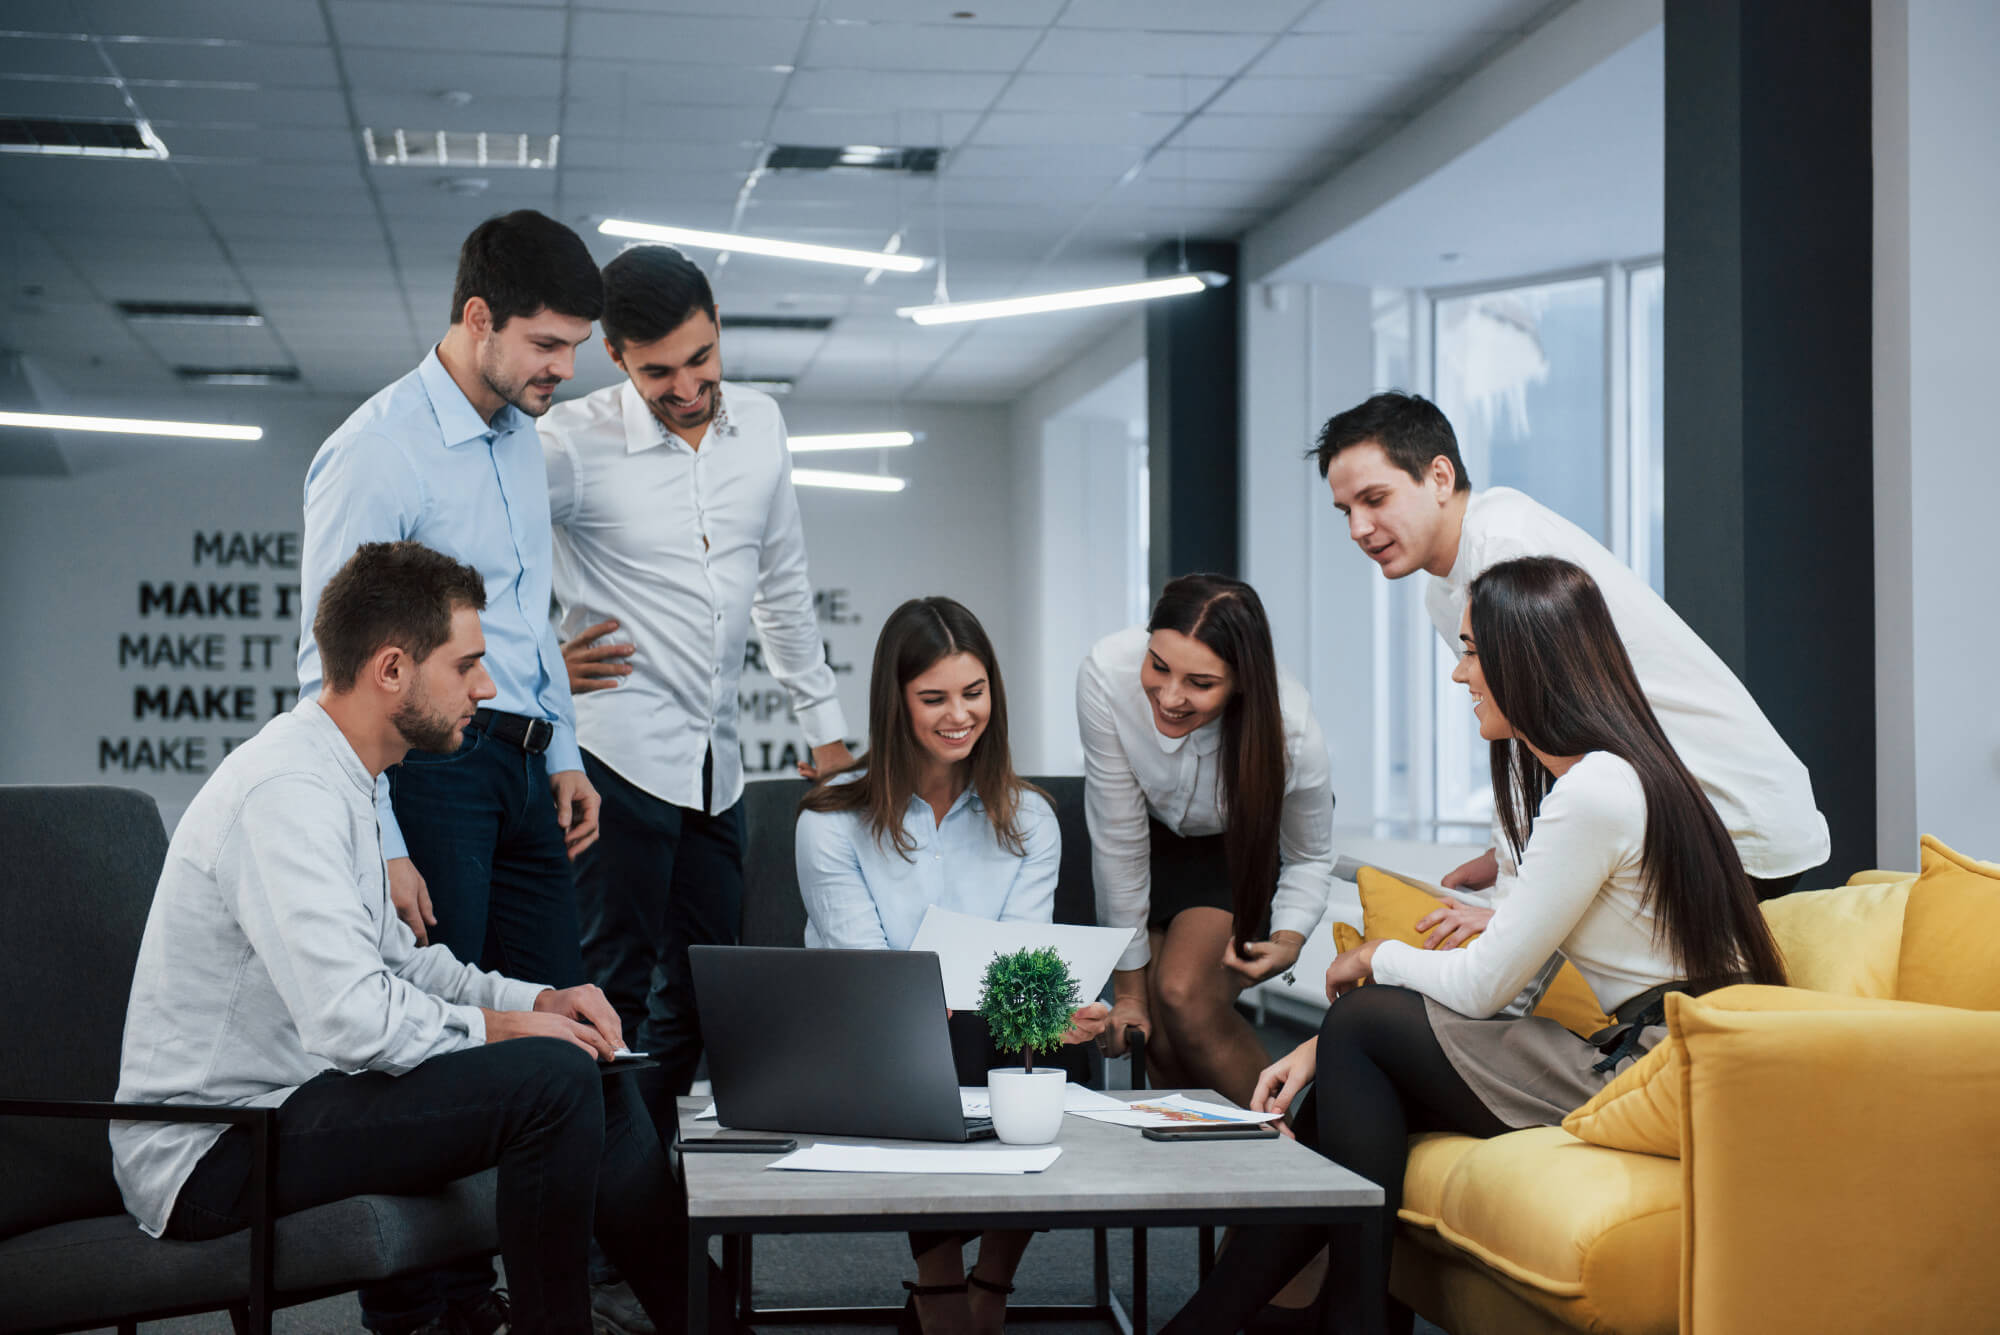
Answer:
[{"left": 295, "top": 210, "right": 606, "bottom": 1335}]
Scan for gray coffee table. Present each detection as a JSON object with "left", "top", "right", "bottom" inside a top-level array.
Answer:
[{"left": 676, "top": 1092, "right": 1382, "bottom": 1332}]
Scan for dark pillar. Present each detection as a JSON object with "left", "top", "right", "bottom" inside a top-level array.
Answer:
[
  {"left": 1144, "top": 240, "right": 1239, "bottom": 591},
  {"left": 1663, "top": 0, "right": 1875, "bottom": 880}
]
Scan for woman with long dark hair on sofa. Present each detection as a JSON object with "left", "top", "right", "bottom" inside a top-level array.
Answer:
[
  {"left": 796, "top": 595, "right": 1108, "bottom": 1335},
  {"left": 1078, "top": 573, "right": 1336, "bottom": 1106},
  {"left": 1159, "top": 556, "right": 1787, "bottom": 1335}
]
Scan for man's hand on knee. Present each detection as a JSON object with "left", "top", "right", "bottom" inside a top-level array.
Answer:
[{"left": 386, "top": 857, "right": 435, "bottom": 947}]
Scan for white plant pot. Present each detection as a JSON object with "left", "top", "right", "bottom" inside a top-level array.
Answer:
[{"left": 986, "top": 1066, "right": 1066, "bottom": 1145}]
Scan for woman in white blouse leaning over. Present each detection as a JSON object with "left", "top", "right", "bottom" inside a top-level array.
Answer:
[
  {"left": 1078, "top": 573, "right": 1336, "bottom": 1107},
  {"left": 796, "top": 596, "right": 1110, "bottom": 1335},
  {"left": 1159, "top": 556, "right": 1789, "bottom": 1335}
]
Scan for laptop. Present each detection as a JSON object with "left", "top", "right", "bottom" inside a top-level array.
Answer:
[{"left": 690, "top": 945, "right": 995, "bottom": 1142}]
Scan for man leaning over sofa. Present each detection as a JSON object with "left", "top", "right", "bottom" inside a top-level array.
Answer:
[{"left": 110, "top": 539, "right": 721, "bottom": 1335}]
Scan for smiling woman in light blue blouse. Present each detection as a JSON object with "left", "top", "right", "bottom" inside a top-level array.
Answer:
[{"left": 795, "top": 596, "right": 1108, "bottom": 1335}]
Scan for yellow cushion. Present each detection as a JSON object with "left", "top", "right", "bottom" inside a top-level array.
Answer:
[
  {"left": 1674, "top": 987, "right": 2000, "bottom": 1333},
  {"left": 1758, "top": 876, "right": 1911, "bottom": 997},
  {"left": 1418, "top": 1125, "right": 1681, "bottom": 1322},
  {"left": 1897, "top": 835, "right": 2000, "bottom": 1009},
  {"left": 1399, "top": 1131, "right": 1482, "bottom": 1230},
  {"left": 1844, "top": 868, "right": 1913, "bottom": 885},
  {"left": 1562, "top": 985, "right": 1951, "bottom": 1157},
  {"left": 1351, "top": 867, "right": 1613, "bottom": 1038}
]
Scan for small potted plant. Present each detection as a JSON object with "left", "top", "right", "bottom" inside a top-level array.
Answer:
[{"left": 978, "top": 946, "right": 1083, "bottom": 1145}]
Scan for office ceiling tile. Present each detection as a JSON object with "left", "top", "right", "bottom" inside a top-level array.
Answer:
[
  {"left": 1207, "top": 74, "right": 1436, "bottom": 118},
  {"left": 564, "top": 61, "right": 792, "bottom": 110},
  {"left": 140, "top": 85, "right": 351, "bottom": 128},
  {"left": 766, "top": 108, "right": 982, "bottom": 149},
  {"left": 1023, "top": 27, "right": 1273, "bottom": 77},
  {"left": 0, "top": 79, "right": 134, "bottom": 119},
  {"left": 783, "top": 69, "right": 1008, "bottom": 113},
  {"left": 108, "top": 41, "right": 342, "bottom": 88},
  {"left": 806, "top": 22, "right": 1043, "bottom": 73},
  {"left": 1248, "top": 28, "right": 1505, "bottom": 82},
  {"left": 1172, "top": 111, "right": 1385, "bottom": 151},
  {"left": 821, "top": 0, "right": 1065, "bottom": 24},
  {"left": 327, "top": 2, "right": 568, "bottom": 56},
  {"left": 568, "top": 12, "right": 808, "bottom": 66},
  {"left": 996, "top": 73, "right": 1225, "bottom": 114},
  {"left": 558, "top": 101, "right": 767, "bottom": 144},
  {"left": 77, "top": 0, "right": 330, "bottom": 45},
  {"left": 339, "top": 47, "right": 565, "bottom": 99},
  {"left": 347, "top": 92, "right": 561, "bottom": 134},
  {"left": 1299, "top": 0, "right": 1551, "bottom": 34},
  {"left": 161, "top": 124, "right": 360, "bottom": 165},
  {"left": 972, "top": 111, "right": 1177, "bottom": 149},
  {"left": 0, "top": 37, "right": 109, "bottom": 79},
  {"left": 1059, "top": 0, "right": 1315, "bottom": 32}
]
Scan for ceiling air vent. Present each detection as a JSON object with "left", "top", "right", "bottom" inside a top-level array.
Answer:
[
  {"left": 364, "top": 129, "right": 559, "bottom": 169},
  {"left": 175, "top": 366, "right": 301, "bottom": 386},
  {"left": 0, "top": 116, "right": 168, "bottom": 159},
  {"left": 766, "top": 144, "right": 940, "bottom": 174},
  {"left": 118, "top": 302, "right": 264, "bottom": 327},
  {"left": 721, "top": 315, "right": 834, "bottom": 332}
]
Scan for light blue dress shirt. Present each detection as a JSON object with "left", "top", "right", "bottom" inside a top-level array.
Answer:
[
  {"left": 795, "top": 775, "right": 1060, "bottom": 951},
  {"left": 297, "top": 349, "right": 580, "bottom": 859}
]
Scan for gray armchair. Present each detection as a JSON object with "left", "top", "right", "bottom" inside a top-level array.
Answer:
[{"left": 0, "top": 785, "right": 498, "bottom": 1335}]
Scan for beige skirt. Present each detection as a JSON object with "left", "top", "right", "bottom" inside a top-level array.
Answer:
[{"left": 1423, "top": 995, "right": 1665, "bottom": 1130}]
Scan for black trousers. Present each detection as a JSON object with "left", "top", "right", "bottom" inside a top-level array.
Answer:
[
  {"left": 364, "top": 721, "right": 591, "bottom": 1329},
  {"left": 574, "top": 749, "right": 745, "bottom": 1118},
  {"left": 1159, "top": 986, "right": 1510, "bottom": 1335},
  {"left": 167, "top": 1041, "right": 690, "bottom": 1335}
]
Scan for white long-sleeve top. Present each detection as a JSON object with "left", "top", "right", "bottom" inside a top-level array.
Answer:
[
  {"left": 795, "top": 774, "right": 1060, "bottom": 951},
  {"left": 111, "top": 699, "right": 547, "bottom": 1237},
  {"left": 540, "top": 380, "right": 847, "bottom": 815},
  {"left": 1077, "top": 626, "right": 1336, "bottom": 971},
  {"left": 1427, "top": 487, "right": 1828, "bottom": 878},
  {"left": 1371, "top": 752, "right": 1678, "bottom": 1019}
]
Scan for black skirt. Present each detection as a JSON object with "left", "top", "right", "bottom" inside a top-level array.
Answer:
[{"left": 1146, "top": 819, "right": 1270, "bottom": 937}]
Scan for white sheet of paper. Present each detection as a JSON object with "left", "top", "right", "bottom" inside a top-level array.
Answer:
[
  {"left": 958, "top": 1084, "right": 1129, "bottom": 1119},
  {"left": 768, "top": 1144, "right": 1062, "bottom": 1174},
  {"left": 1067, "top": 1093, "right": 1284, "bottom": 1129},
  {"left": 910, "top": 905, "right": 1132, "bottom": 1011}
]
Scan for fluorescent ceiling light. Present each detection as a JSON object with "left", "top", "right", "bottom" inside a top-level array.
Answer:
[
  {"left": 600, "top": 218, "right": 928, "bottom": 273},
  {"left": 118, "top": 302, "right": 263, "bottom": 327},
  {"left": 0, "top": 116, "right": 168, "bottom": 160},
  {"left": 364, "top": 129, "right": 558, "bottom": 170},
  {"left": 791, "top": 468, "right": 906, "bottom": 493},
  {"left": 788, "top": 431, "right": 916, "bottom": 453},
  {"left": 0, "top": 411, "right": 262, "bottom": 442},
  {"left": 899, "top": 272, "right": 1228, "bottom": 326}
]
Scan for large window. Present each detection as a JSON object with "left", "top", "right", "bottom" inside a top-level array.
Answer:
[{"left": 1373, "top": 260, "right": 1662, "bottom": 837}]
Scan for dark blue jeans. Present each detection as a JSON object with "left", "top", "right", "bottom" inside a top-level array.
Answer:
[
  {"left": 574, "top": 749, "right": 744, "bottom": 1120},
  {"left": 361, "top": 722, "right": 589, "bottom": 1330},
  {"left": 166, "top": 1041, "right": 689, "bottom": 1335}
]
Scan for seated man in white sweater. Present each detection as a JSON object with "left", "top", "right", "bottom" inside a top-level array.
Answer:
[
  {"left": 111, "top": 540, "right": 720, "bottom": 1335},
  {"left": 1315, "top": 390, "right": 1828, "bottom": 907}
]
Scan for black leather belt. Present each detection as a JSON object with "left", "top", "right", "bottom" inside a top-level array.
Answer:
[{"left": 471, "top": 708, "right": 553, "bottom": 754}]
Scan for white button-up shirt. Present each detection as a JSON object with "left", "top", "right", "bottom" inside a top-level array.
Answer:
[
  {"left": 111, "top": 698, "right": 547, "bottom": 1237},
  {"left": 1427, "top": 488, "right": 1829, "bottom": 878},
  {"left": 795, "top": 774, "right": 1061, "bottom": 951},
  {"left": 540, "top": 380, "right": 847, "bottom": 815},
  {"left": 1076, "top": 626, "right": 1337, "bottom": 970}
]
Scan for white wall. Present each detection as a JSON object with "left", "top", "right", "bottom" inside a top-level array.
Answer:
[
  {"left": 1240, "top": 280, "right": 1380, "bottom": 833},
  {"left": 0, "top": 389, "right": 1016, "bottom": 828},
  {"left": 1873, "top": 0, "right": 2000, "bottom": 863}
]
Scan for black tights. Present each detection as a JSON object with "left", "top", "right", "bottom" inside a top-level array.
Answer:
[{"left": 1159, "top": 986, "right": 1511, "bottom": 1335}]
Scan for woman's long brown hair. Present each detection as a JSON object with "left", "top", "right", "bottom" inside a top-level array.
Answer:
[
  {"left": 1468, "top": 557, "right": 1786, "bottom": 990},
  {"left": 1146, "top": 574, "right": 1289, "bottom": 956},
  {"left": 799, "top": 596, "right": 1040, "bottom": 858}
]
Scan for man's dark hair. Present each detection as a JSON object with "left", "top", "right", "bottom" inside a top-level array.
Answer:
[
  {"left": 1311, "top": 391, "right": 1471, "bottom": 492},
  {"left": 600, "top": 245, "right": 717, "bottom": 352},
  {"left": 449, "top": 210, "right": 603, "bottom": 330},
  {"left": 314, "top": 542, "right": 487, "bottom": 692}
]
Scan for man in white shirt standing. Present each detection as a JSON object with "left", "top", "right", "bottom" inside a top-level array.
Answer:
[
  {"left": 113, "top": 540, "right": 711, "bottom": 1335},
  {"left": 1315, "top": 391, "right": 1829, "bottom": 904},
  {"left": 540, "top": 244, "right": 852, "bottom": 1120}
]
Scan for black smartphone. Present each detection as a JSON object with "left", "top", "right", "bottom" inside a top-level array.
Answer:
[
  {"left": 680, "top": 1136, "right": 798, "bottom": 1154},
  {"left": 1142, "top": 1123, "right": 1280, "bottom": 1142}
]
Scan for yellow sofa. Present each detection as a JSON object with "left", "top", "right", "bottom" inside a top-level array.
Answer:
[{"left": 1366, "top": 837, "right": 2000, "bottom": 1335}]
